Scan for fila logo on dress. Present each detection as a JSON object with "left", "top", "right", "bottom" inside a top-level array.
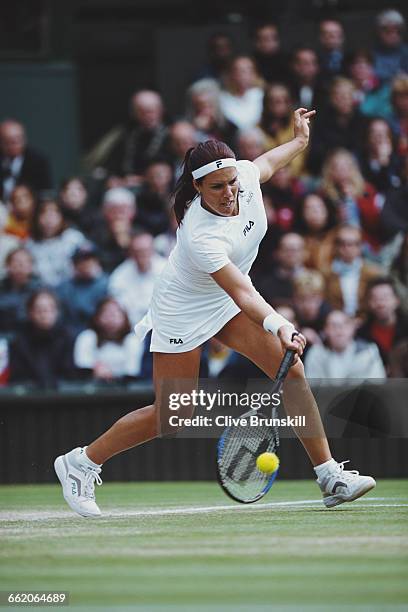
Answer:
[
  {"left": 170, "top": 338, "right": 183, "bottom": 344},
  {"left": 243, "top": 220, "right": 255, "bottom": 236}
]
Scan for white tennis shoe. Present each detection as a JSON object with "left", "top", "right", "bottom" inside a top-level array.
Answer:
[
  {"left": 54, "top": 447, "right": 102, "bottom": 517},
  {"left": 317, "top": 460, "right": 376, "bottom": 508}
]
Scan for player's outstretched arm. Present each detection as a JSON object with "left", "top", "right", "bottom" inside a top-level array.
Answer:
[{"left": 254, "top": 108, "right": 316, "bottom": 183}]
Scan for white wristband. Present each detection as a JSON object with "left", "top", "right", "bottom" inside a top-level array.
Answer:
[{"left": 263, "top": 313, "right": 295, "bottom": 336}]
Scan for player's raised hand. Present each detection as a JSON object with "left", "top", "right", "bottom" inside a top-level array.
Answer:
[{"left": 293, "top": 108, "right": 316, "bottom": 146}]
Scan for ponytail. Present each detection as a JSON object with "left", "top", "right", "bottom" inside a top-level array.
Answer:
[
  {"left": 172, "top": 140, "right": 236, "bottom": 225},
  {"left": 173, "top": 148, "right": 196, "bottom": 226}
]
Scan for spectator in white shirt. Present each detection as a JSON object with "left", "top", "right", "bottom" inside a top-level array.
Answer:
[
  {"left": 305, "top": 309, "right": 386, "bottom": 380},
  {"left": 74, "top": 297, "right": 144, "bottom": 381},
  {"left": 108, "top": 230, "right": 166, "bottom": 326},
  {"left": 27, "top": 199, "right": 86, "bottom": 286},
  {"left": 220, "top": 56, "right": 264, "bottom": 130}
]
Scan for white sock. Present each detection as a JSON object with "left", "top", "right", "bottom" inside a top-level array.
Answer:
[
  {"left": 78, "top": 446, "right": 102, "bottom": 469},
  {"left": 314, "top": 458, "right": 337, "bottom": 479}
]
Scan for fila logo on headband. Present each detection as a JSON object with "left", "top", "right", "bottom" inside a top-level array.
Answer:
[{"left": 192, "top": 158, "right": 237, "bottom": 180}]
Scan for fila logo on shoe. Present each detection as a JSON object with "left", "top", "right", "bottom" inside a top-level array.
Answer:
[
  {"left": 69, "top": 474, "right": 81, "bottom": 496},
  {"left": 243, "top": 220, "right": 254, "bottom": 236}
]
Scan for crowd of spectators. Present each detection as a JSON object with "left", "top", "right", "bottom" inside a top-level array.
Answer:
[{"left": 0, "top": 9, "right": 407, "bottom": 389}]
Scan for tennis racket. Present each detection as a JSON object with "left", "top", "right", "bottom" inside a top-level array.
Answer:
[{"left": 216, "top": 345, "right": 296, "bottom": 503}]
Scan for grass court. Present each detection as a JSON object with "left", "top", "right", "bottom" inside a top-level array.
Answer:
[{"left": 1, "top": 479, "right": 407, "bottom": 611}]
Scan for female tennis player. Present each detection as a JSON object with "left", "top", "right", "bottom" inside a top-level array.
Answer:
[{"left": 55, "top": 108, "right": 375, "bottom": 516}]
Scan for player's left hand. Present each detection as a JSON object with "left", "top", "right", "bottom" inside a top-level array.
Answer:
[
  {"left": 293, "top": 108, "right": 316, "bottom": 146},
  {"left": 277, "top": 326, "right": 307, "bottom": 363}
]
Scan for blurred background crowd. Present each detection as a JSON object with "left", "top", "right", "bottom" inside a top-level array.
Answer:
[{"left": 0, "top": 5, "right": 407, "bottom": 389}]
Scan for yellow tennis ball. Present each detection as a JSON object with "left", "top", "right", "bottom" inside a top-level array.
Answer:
[{"left": 256, "top": 452, "right": 280, "bottom": 474}]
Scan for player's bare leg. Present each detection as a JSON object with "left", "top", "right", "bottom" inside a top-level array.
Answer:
[
  {"left": 54, "top": 348, "right": 201, "bottom": 516},
  {"left": 86, "top": 348, "right": 202, "bottom": 464},
  {"left": 215, "top": 312, "right": 376, "bottom": 507}
]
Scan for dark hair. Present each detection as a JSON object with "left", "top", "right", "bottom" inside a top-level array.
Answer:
[
  {"left": 5, "top": 246, "right": 33, "bottom": 266},
  {"left": 365, "top": 276, "right": 397, "bottom": 298},
  {"left": 294, "top": 192, "right": 336, "bottom": 234},
  {"left": 31, "top": 198, "right": 66, "bottom": 241},
  {"left": 173, "top": 140, "right": 236, "bottom": 225},
  {"left": 60, "top": 176, "right": 86, "bottom": 191},
  {"left": 27, "top": 288, "right": 59, "bottom": 313},
  {"left": 260, "top": 83, "right": 293, "bottom": 134},
  {"left": 252, "top": 22, "right": 279, "bottom": 37},
  {"left": 363, "top": 116, "right": 395, "bottom": 153},
  {"left": 91, "top": 297, "right": 131, "bottom": 345},
  {"left": 10, "top": 183, "right": 37, "bottom": 203},
  {"left": 291, "top": 46, "right": 317, "bottom": 62},
  {"left": 345, "top": 48, "right": 374, "bottom": 71}
]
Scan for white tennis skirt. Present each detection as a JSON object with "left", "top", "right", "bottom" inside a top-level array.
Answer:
[{"left": 134, "top": 264, "right": 241, "bottom": 353}]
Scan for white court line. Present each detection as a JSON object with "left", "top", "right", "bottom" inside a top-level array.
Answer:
[{"left": 1, "top": 496, "right": 407, "bottom": 522}]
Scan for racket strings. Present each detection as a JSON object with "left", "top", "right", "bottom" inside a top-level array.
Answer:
[{"left": 217, "top": 411, "right": 278, "bottom": 502}]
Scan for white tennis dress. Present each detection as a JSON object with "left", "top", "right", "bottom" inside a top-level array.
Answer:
[{"left": 134, "top": 160, "right": 267, "bottom": 352}]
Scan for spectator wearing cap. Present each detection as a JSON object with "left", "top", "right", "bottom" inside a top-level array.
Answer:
[
  {"left": 56, "top": 243, "right": 109, "bottom": 336},
  {"left": 90, "top": 187, "right": 137, "bottom": 273},
  {"left": 108, "top": 230, "right": 166, "bottom": 326},
  {"left": 0, "top": 119, "right": 52, "bottom": 202},
  {"left": 373, "top": 10, "right": 408, "bottom": 85},
  {"left": 0, "top": 247, "right": 41, "bottom": 334}
]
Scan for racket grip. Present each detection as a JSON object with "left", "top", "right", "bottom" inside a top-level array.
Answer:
[{"left": 275, "top": 349, "right": 296, "bottom": 383}]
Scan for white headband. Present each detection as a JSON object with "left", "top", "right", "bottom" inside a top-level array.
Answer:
[{"left": 192, "top": 158, "right": 237, "bottom": 180}]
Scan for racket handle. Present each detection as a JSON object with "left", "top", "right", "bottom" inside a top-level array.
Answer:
[{"left": 275, "top": 349, "right": 296, "bottom": 385}]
